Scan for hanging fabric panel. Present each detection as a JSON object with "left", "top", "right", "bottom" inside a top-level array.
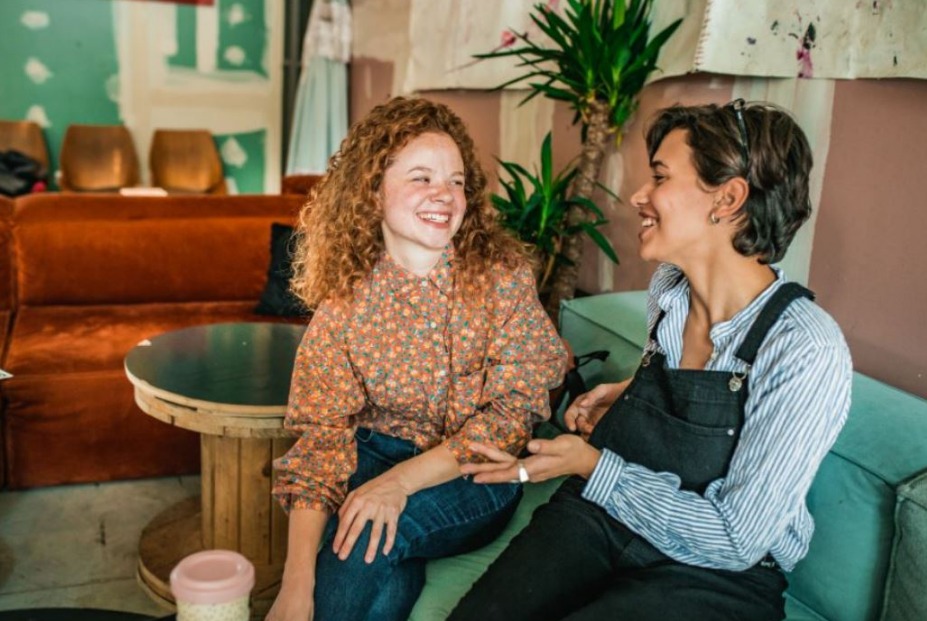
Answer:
[{"left": 286, "top": 0, "right": 351, "bottom": 175}]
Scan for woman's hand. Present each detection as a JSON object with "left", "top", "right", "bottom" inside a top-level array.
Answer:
[
  {"left": 563, "top": 380, "right": 629, "bottom": 437},
  {"left": 264, "top": 575, "right": 314, "bottom": 621},
  {"left": 333, "top": 473, "right": 409, "bottom": 563},
  {"left": 266, "top": 509, "right": 326, "bottom": 621},
  {"left": 461, "top": 436, "right": 601, "bottom": 483}
]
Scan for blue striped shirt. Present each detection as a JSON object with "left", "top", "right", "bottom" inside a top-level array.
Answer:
[{"left": 582, "top": 263, "right": 852, "bottom": 572}]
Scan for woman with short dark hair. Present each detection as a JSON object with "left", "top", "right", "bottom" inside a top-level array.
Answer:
[{"left": 450, "top": 101, "right": 852, "bottom": 621}]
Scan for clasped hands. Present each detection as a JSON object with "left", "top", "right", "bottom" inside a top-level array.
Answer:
[
  {"left": 461, "top": 381, "right": 627, "bottom": 484},
  {"left": 330, "top": 381, "right": 627, "bottom": 562}
]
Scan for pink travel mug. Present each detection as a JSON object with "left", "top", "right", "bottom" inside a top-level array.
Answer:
[{"left": 170, "top": 550, "right": 255, "bottom": 621}]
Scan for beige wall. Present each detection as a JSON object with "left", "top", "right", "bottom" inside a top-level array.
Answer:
[{"left": 351, "top": 53, "right": 926, "bottom": 398}]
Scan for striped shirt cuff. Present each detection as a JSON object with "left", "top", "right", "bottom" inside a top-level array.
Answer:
[{"left": 581, "top": 448, "right": 626, "bottom": 507}]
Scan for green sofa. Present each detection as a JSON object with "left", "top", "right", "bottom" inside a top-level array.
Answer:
[{"left": 408, "top": 291, "right": 927, "bottom": 621}]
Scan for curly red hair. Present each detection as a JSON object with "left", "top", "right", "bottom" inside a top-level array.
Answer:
[{"left": 291, "top": 96, "right": 529, "bottom": 307}]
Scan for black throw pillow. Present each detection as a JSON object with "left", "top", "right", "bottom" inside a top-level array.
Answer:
[{"left": 255, "top": 223, "right": 310, "bottom": 318}]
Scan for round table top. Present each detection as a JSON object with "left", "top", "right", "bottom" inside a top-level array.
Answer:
[{"left": 125, "top": 322, "right": 306, "bottom": 417}]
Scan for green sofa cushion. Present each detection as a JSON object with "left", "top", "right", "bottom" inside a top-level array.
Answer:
[
  {"left": 559, "top": 291, "right": 649, "bottom": 388},
  {"left": 409, "top": 476, "right": 564, "bottom": 620},
  {"left": 880, "top": 469, "right": 927, "bottom": 621},
  {"left": 788, "top": 375, "right": 927, "bottom": 621}
]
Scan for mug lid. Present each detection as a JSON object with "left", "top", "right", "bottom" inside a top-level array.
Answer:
[{"left": 170, "top": 549, "right": 255, "bottom": 605}]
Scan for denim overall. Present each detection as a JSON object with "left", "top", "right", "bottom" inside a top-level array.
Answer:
[
  {"left": 589, "top": 281, "right": 813, "bottom": 494},
  {"left": 451, "top": 282, "right": 812, "bottom": 621}
]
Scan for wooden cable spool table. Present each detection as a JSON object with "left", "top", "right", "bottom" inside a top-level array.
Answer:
[{"left": 124, "top": 322, "right": 305, "bottom": 617}]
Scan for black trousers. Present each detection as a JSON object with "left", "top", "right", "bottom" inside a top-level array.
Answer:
[{"left": 448, "top": 481, "right": 787, "bottom": 621}]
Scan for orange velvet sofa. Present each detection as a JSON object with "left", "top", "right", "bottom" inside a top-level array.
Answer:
[{"left": 0, "top": 192, "right": 304, "bottom": 489}]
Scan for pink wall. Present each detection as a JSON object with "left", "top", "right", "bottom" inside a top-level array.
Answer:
[
  {"left": 809, "top": 79, "right": 927, "bottom": 397},
  {"left": 351, "top": 57, "right": 926, "bottom": 398}
]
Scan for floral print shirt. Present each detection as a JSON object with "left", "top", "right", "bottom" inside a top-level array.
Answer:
[{"left": 273, "top": 249, "right": 567, "bottom": 513}]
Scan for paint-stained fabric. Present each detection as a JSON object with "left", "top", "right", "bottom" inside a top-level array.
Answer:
[{"left": 273, "top": 249, "right": 567, "bottom": 513}]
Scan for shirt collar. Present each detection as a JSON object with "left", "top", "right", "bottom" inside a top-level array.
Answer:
[{"left": 376, "top": 245, "right": 455, "bottom": 296}]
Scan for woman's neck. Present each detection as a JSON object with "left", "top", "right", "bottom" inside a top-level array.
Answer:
[
  {"left": 683, "top": 255, "right": 777, "bottom": 327},
  {"left": 386, "top": 247, "right": 444, "bottom": 277}
]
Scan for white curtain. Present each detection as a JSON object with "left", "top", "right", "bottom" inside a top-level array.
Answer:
[{"left": 286, "top": 0, "right": 352, "bottom": 175}]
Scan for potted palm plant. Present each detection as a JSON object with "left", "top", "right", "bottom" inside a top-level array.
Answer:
[
  {"left": 479, "top": 0, "right": 681, "bottom": 318},
  {"left": 494, "top": 131, "right": 617, "bottom": 301}
]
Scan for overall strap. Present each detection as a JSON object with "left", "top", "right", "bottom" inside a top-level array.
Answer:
[
  {"left": 734, "top": 282, "right": 815, "bottom": 365},
  {"left": 648, "top": 310, "right": 666, "bottom": 343}
]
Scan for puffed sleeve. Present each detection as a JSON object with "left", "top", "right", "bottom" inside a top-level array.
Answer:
[
  {"left": 444, "top": 263, "right": 568, "bottom": 462},
  {"left": 272, "top": 301, "right": 366, "bottom": 514}
]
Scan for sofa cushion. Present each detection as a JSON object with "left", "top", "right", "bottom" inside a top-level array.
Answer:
[
  {"left": 3, "top": 369, "right": 200, "bottom": 488},
  {"left": 4, "top": 302, "right": 286, "bottom": 376},
  {"left": 12, "top": 193, "right": 301, "bottom": 306},
  {"left": 1, "top": 197, "right": 14, "bottom": 492},
  {"left": 409, "top": 476, "right": 564, "bottom": 620},
  {"left": 0, "top": 196, "right": 13, "bottom": 313},
  {"left": 880, "top": 469, "right": 927, "bottom": 621},
  {"left": 0, "top": 310, "right": 9, "bottom": 365},
  {"left": 785, "top": 595, "right": 830, "bottom": 621},
  {"left": 787, "top": 375, "right": 927, "bottom": 621},
  {"left": 2, "top": 301, "right": 297, "bottom": 489},
  {"left": 559, "top": 291, "right": 649, "bottom": 386}
]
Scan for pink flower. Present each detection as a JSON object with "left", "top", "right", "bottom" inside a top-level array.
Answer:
[{"left": 500, "top": 30, "right": 516, "bottom": 48}]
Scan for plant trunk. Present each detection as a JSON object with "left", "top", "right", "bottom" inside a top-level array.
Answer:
[{"left": 544, "top": 100, "right": 612, "bottom": 323}]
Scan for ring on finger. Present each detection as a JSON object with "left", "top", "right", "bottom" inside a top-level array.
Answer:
[{"left": 517, "top": 460, "right": 530, "bottom": 483}]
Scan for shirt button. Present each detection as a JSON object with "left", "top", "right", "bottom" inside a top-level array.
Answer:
[{"left": 727, "top": 429, "right": 735, "bottom": 436}]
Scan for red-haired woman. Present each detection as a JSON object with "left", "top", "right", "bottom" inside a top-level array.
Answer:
[{"left": 266, "top": 97, "right": 566, "bottom": 621}]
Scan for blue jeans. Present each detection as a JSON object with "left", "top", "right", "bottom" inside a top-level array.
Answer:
[{"left": 313, "top": 428, "right": 522, "bottom": 621}]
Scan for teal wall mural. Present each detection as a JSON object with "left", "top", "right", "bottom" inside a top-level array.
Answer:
[
  {"left": 218, "top": 0, "right": 268, "bottom": 76},
  {"left": 215, "top": 129, "right": 267, "bottom": 194},
  {"left": 0, "top": 0, "right": 281, "bottom": 193},
  {"left": 170, "top": 0, "right": 268, "bottom": 76},
  {"left": 170, "top": 4, "right": 199, "bottom": 70},
  {"left": 0, "top": 0, "right": 121, "bottom": 184}
]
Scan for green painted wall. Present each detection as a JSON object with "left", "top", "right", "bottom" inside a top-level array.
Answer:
[
  {"left": 215, "top": 129, "right": 267, "bottom": 194},
  {"left": 1, "top": 0, "right": 275, "bottom": 193},
  {"left": 0, "top": 0, "right": 121, "bottom": 183}
]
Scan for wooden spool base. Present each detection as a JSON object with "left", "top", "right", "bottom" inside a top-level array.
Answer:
[{"left": 137, "top": 496, "right": 283, "bottom": 620}]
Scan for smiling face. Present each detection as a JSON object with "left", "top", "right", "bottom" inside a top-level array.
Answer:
[
  {"left": 378, "top": 132, "right": 467, "bottom": 274},
  {"left": 630, "top": 129, "right": 718, "bottom": 266}
]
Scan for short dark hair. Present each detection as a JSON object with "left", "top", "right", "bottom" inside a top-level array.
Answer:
[{"left": 645, "top": 101, "right": 813, "bottom": 264}]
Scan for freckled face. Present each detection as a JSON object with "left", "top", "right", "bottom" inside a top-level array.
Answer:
[
  {"left": 379, "top": 132, "right": 467, "bottom": 268},
  {"left": 629, "top": 129, "right": 716, "bottom": 265}
]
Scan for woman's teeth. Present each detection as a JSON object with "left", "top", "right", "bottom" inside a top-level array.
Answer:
[
  {"left": 420, "top": 213, "right": 450, "bottom": 223},
  {"left": 641, "top": 217, "right": 657, "bottom": 228}
]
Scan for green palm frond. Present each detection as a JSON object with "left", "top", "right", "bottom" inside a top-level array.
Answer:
[
  {"left": 477, "top": 0, "right": 681, "bottom": 131},
  {"left": 494, "top": 132, "right": 618, "bottom": 291}
]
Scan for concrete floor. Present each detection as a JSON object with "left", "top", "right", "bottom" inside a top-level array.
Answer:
[{"left": 0, "top": 476, "right": 199, "bottom": 615}]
